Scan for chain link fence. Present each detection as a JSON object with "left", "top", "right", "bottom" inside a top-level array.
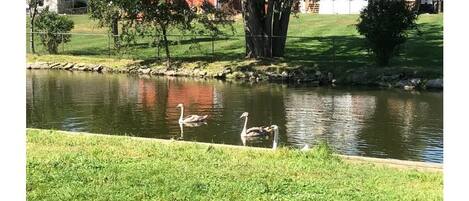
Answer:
[{"left": 27, "top": 32, "right": 420, "bottom": 68}]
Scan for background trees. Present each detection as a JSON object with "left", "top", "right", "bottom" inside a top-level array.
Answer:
[
  {"left": 35, "top": 8, "right": 74, "bottom": 54},
  {"left": 88, "top": 0, "right": 234, "bottom": 65},
  {"left": 357, "top": 0, "right": 419, "bottom": 66},
  {"left": 88, "top": 0, "right": 123, "bottom": 49}
]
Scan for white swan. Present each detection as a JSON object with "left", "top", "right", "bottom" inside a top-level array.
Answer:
[
  {"left": 177, "top": 103, "right": 208, "bottom": 124},
  {"left": 240, "top": 112, "right": 274, "bottom": 137},
  {"left": 271, "top": 125, "right": 279, "bottom": 150},
  {"left": 240, "top": 124, "right": 280, "bottom": 150}
]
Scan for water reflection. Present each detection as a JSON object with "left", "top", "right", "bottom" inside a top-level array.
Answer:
[
  {"left": 26, "top": 70, "right": 443, "bottom": 163},
  {"left": 284, "top": 91, "right": 376, "bottom": 155}
]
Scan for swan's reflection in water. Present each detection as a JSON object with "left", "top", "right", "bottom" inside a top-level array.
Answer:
[
  {"left": 284, "top": 92, "right": 376, "bottom": 155},
  {"left": 178, "top": 122, "right": 207, "bottom": 140}
]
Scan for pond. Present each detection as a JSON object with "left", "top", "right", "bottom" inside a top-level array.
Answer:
[{"left": 26, "top": 70, "right": 443, "bottom": 163}]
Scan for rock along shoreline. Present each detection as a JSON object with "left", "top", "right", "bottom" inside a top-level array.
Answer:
[{"left": 27, "top": 61, "right": 443, "bottom": 90}]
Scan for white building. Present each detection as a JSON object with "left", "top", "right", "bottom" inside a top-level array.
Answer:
[
  {"left": 318, "top": 0, "right": 369, "bottom": 14},
  {"left": 298, "top": 0, "right": 439, "bottom": 15},
  {"left": 37, "top": 0, "right": 88, "bottom": 14}
]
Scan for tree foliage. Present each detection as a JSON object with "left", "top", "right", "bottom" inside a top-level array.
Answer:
[
  {"left": 35, "top": 8, "right": 74, "bottom": 54},
  {"left": 88, "top": 0, "right": 235, "bottom": 65},
  {"left": 88, "top": 0, "right": 122, "bottom": 49},
  {"left": 357, "top": 0, "right": 419, "bottom": 66}
]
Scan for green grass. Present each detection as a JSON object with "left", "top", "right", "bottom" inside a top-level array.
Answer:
[
  {"left": 27, "top": 129, "right": 442, "bottom": 200},
  {"left": 27, "top": 14, "right": 443, "bottom": 78}
]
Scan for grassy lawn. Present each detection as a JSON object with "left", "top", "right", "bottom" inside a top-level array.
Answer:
[
  {"left": 27, "top": 14, "right": 443, "bottom": 78},
  {"left": 27, "top": 129, "right": 442, "bottom": 200}
]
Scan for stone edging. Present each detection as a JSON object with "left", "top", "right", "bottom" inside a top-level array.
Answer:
[{"left": 27, "top": 61, "right": 443, "bottom": 90}]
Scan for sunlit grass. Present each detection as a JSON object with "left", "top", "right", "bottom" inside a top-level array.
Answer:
[{"left": 27, "top": 129, "right": 442, "bottom": 200}]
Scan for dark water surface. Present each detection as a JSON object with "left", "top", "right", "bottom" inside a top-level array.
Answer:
[{"left": 27, "top": 70, "right": 443, "bottom": 163}]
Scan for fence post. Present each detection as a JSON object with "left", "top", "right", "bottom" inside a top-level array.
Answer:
[
  {"left": 211, "top": 35, "right": 215, "bottom": 57},
  {"left": 62, "top": 34, "right": 65, "bottom": 53},
  {"left": 332, "top": 37, "right": 336, "bottom": 68},
  {"left": 108, "top": 33, "right": 111, "bottom": 58}
]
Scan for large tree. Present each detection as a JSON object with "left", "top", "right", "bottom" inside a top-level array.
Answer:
[
  {"left": 241, "top": 0, "right": 298, "bottom": 58},
  {"left": 27, "top": 0, "right": 44, "bottom": 54}
]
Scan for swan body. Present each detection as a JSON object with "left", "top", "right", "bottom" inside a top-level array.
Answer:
[
  {"left": 177, "top": 103, "right": 208, "bottom": 124},
  {"left": 240, "top": 112, "right": 275, "bottom": 137}
]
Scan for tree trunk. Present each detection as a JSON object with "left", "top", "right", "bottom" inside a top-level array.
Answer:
[
  {"left": 241, "top": 0, "right": 294, "bottom": 58},
  {"left": 161, "top": 25, "right": 171, "bottom": 67},
  {"left": 414, "top": 0, "right": 421, "bottom": 12},
  {"left": 29, "top": 7, "right": 37, "bottom": 54},
  {"left": 271, "top": 0, "right": 293, "bottom": 57},
  {"left": 111, "top": 13, "right": 119, "bottom": 49},
  {"left": 242, "top": 0, "right": 269, "bottom": 58}
]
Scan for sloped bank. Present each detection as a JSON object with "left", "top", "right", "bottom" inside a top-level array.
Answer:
[
  {"left": 26, "top": 61, "right": 443, "bottom": 90},
  {"left": 27, "top": 129, "right": 442, "bottom": 200}
]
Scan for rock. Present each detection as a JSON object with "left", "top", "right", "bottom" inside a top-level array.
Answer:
[
  {"left": 63, "top": 63, "right": 74, "bottom": 70},
  {"left": 426, "top": 79, "right": 443, "bottom": 89},
  {"left": 49, "top": 63, "right": 61, "bottom": 69},
  {"left": 30, "top": 62, "right": 48, "bottom": 69},
  {"left": 395, "top": 80, "right": 408, "bottom": 88},
  {"left": 404, "top": 85, "right": 415, "bottom": 90},
  {"left": 77, "top": 66, "right": 87, "bottom": 71},
  {"left": 378, "top": 82, "right": 392, "bottom": 88},
  {"left": 223, "top": 67, "right": 232, "bottom": 74},
  {"left": 409, "top": 78, "right": 421, "bottom": 86},
  {"left": 226, "top": 71, "right": 245, "bottom": 80},
  {"left": 281, "top": 71, "right": 289, "bottom": 78},
  {"left": 138, "top": 68, "right": 151, "bottom": 74},
  {"left": 381, "top": 74, "right": 400, "bottom": 82},
  {"left": 198, "top": 71, "right": 207, "bottom": 77},
  {"left": 71, "top": 65, "right": 80, "bottom": 71},
  {"left": 165, "top": 70, "right": 177, "bottom": 76},
  {"left": 93, "top": 65, "right": 103, "bottom": 72},
  {"left": 348, "top": 72, "right": 369, "bottom": 85}
]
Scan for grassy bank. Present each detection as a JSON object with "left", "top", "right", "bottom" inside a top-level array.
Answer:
[
  {"left": 27, "top": 129, "right": 442, "bottom": 200},
  {"left": 27, "top": 14, "right": 443, "bottom": 79}
]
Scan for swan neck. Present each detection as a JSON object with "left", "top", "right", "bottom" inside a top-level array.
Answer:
[
  {"left": 179, "top": 106, "right": 184, "bottom": 122},
  {"left": 242, "top": 116, "right": 248, "bottom": 134},
  {"left": 179, "top": 123, "right": 184, "bottom": 138},
  {"left": 273, "top": 128, "right": 279, "bottom": 150}
]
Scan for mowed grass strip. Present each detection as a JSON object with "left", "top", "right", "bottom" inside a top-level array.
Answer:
[{"left": 27, "top": 129, "right": 442, "bottom": 201}]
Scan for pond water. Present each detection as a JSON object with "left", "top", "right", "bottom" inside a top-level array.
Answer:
[{"left": 26, "top": 70, "right": 443, "bottom": 163}]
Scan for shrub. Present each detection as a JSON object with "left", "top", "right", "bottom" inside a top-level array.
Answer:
[
  {"left": 34, "top": 7, "right": 74, "bottom": 54},
  {"left": 357, "top": 0, "right": 419, "bottom": 66}
]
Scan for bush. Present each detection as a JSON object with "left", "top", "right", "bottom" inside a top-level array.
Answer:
[
  {"left": 357, "top": 0, "right": 419, "bottom": 66},
  {"left": 34, "top": 7, "right": 74, "bottom": 54}
]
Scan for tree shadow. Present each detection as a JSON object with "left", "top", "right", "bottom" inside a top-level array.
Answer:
[{"left": 40, "top": 20, "right": 441, "bottom": 78}]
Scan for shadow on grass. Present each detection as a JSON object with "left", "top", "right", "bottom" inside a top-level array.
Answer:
[{"left": 30, "top": 22, "right": 442, "bottom": 77}]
